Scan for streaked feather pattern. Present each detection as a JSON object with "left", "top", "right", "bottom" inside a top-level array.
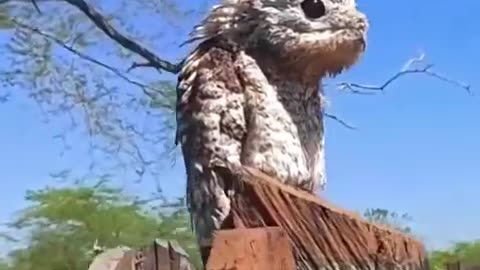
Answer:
[{"left": 176, "top": 0, "right": 368, "bottom": 265}]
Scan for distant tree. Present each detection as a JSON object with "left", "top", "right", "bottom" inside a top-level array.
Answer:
[
  {"left": 429, "top": 249, "right": 457, "bottom": 270},
  {"left": 0, "top": 260, "right": 9, "bottom": 270},
  {"left": 429, "top": 240, "right": 480, "bottom": 270},
  {"left": 0, "top": 181, "right": 201, "bottom": 270},
  {"left": 363, "top": 208, "right": 412, "bottom": 233},
  {"left": 363, "top": 209, "right": 480, "bottom": 270}
]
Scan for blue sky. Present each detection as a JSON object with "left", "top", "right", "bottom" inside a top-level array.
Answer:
[{"left": 1, "top": 0, "right": 480, "bottom": 251}]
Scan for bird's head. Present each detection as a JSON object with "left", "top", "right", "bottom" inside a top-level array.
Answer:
[{"left": 191, "top": 0, "right": 368, "bottom": 78}]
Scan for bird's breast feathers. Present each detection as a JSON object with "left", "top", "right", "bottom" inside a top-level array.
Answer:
[{"left": 176, "top": 38, "right": 325, "bottom": 192}]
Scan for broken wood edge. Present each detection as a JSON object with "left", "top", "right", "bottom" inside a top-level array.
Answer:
[{"left": 236, "top": 166, "right": 424, "bottom": 244}]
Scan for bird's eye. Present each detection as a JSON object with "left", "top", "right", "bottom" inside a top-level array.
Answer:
[{"left": 301, "top": 0, "right": 326, "bottom": 19}]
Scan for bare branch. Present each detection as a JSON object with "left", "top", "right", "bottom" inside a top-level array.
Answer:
[
  {"left": 30, "top": 0, "right": 41, "bottom": 13},
  {"left": 324, "top": 112, "right": 356, "bottom": 130},
  {"left": 61, "top": 0, "right": 182, "bottom": 74},
  {"left": 127, "top": 61, "right": 158, "bottom": 72},
  {"left": 132, "top": 195, "right": 164, "bottom": 206},
  {"left": 0, "top": 0, "right": 182, "bottom": 72},
  {"left": 329, "top": 54, "right": 472, "bottom": 130},
  {"left": 337, "top": 55, "right": 472, "bottom": 95},
  {"left": 11, "top": 19, "right": 168, "bottom": 101}
]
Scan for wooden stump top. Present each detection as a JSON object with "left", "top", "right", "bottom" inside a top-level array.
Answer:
[
  {"left": 206, "top": 227, "right": 295, "bottom": 270},
  {"left": 216, "top": 167, "right": 430, "bottom": 270}
]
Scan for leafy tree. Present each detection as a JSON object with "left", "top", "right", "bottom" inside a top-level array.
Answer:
[
  {"left": 0, "top": 181, "right": 202, "bottom": 270},
  {"left": 362, "top": 209, "right": 480, "bottom": 269},
  {"left": 429, "top": 240, "right": 480, "bottom": 270},
  {"left": 0, "top": 260, "right": 9, "bottom": 270},
  {"left": 363, "top": 208, "right": 412, "bottom": 233}
]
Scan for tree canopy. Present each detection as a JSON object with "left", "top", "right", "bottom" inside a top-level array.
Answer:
[
  {"left": 363, "top": 208, "right": 412, "bottom": 233},
  {"left": 362, "top": 209, "right": 480, "bottom": 269},
  {"left": 429, "top": 241, "right": 480, "bottom": 270},
  {"left": 0, "top": 182, "right": 202, "bottom": 270},
  {"left": 1, "top": 188, "right": 476, "bottom": 270}
]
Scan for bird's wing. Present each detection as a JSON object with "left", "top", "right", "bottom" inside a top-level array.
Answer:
[
  {"left": 176, "top": 38, "right": 247, "bottom": 171},
  {"left": 175, "top": 39, "right": 247, "bottom": 245}
]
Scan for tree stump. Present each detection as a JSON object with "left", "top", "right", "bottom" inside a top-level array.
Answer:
[
  {"left": 206, "top": 227, "right": 296, "bottom": 270},
  {"left": 210, "top": 166, "right": 430, "bottom": 270}
]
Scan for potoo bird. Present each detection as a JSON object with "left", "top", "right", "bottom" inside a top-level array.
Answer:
[{"left": 175, "top": 0, "right": 368, "bottom": 264}]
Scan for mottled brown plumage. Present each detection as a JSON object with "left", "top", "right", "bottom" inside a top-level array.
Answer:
[{"left": 175, "top": 0, "right": 368, "bottom": 265}]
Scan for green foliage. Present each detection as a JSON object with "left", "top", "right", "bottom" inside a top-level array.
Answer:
[
  {"left": 429, "top": 240, "right": 480, "bottom": 270},
  {"left": 363, "top": 208, "right": 412, "bottom": 233},
  {"left": 363, "top": 209, "right": 480, "bottom": 270},
  {"left": 0, "top": 2, "right": 208, "bottom": 268},
  {"left": 0, "top": 260, "right": 9, "bottom": 270},
  {"left": 0, "top": 182, "right": 201, "bottom": 270},
  {"left": 0, "top": 6, "right": 14, "bottom": 29}
]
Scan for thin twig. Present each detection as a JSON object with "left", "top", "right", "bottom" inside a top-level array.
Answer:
[
  {"left": 127, "top": 62, "right": 158, "bottom": 72},
  {"left": 337, "top": 55, "right": 472, "bottom": 95},
  {"left": 12, "top": 19, "right": 168, "bottom": 100},
  {"left": 62, "top": 0, "right": 182, "bottom": 74},
  {"left": 324, "top": 112, "right": 356, "bottom": 130},
  {"left": 332, "top": 54, "right": 472, "bottom": 130},
  {"left": 1, "top": 0, "right": 183, "bottom": 73},
  {"left": 30, "top": 0, "right": 41, "bottom": 13}
]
